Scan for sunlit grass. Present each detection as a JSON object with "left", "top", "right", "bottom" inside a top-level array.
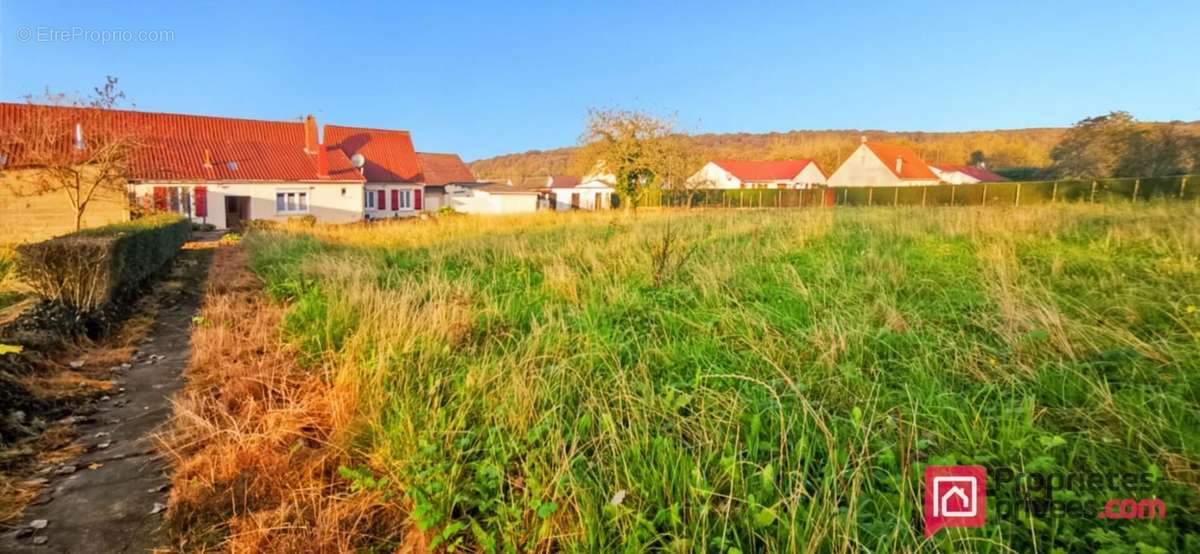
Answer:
[{"left": 247, "top": 203, "right": 1200, "bottom": 552}]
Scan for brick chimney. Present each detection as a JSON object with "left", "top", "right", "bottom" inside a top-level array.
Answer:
[
  {"left": 895, "top": 156, "right": 903, "bottom": 175},
  {"left": 304, "top": 114, "right": 318, "bottom": 154},
  {"left": 203, "top": 148, "right": 213, "bottom": 168},
  {"left": 316, "top": 145, "right": 329, "bottom": 177}
]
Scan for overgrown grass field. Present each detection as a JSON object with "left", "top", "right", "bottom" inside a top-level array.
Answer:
[{"left": 247, "top": 204, "right": 1199, "bottom": 552}]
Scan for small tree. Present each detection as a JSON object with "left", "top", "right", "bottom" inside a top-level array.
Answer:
[
  {"left": 577, "top": 108, "right": 675, "bottom": 212},
  {"left": 0, "top": 77, "right": 140, "bottom": 231}
]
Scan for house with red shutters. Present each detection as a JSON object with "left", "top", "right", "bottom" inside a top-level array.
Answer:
[
  {"left": 686, "top": 159, "right": 827, "bottom": 190},
  {"left": 827, "top": 138, "right": 941, "bottom": 187},
  {"left": 0, "top": 101, "right": 485, "bottom": 231}
]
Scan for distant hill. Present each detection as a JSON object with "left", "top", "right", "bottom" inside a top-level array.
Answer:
[{"left": 469, "top": 124, "right": 1199, "bottom": 183}]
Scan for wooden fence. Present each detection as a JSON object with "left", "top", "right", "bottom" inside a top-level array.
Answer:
[{"left": 639, "top": 175, "right": 1198, "bottom": 209}]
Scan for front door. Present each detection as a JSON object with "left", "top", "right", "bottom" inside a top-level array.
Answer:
[{"left": 225, "top": 196, "right": 250, "bottom": 229}]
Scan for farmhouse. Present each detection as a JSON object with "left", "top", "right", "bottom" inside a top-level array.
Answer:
[
  {"left": 515, "top": 174, "right": 613, "bottom": 211},
  {"left": 930, "top": 164, "right": 1009, "bottom": 184},
  {"left": 826, "top": 138, "right": 940, "bottom": 187},
  {"left": 686, "top": 159, "right": 826, "bottom": 190}
]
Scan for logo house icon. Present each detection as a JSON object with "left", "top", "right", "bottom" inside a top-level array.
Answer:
[{"left": 924, "top": 465, "right": 987, "bottom": 537}]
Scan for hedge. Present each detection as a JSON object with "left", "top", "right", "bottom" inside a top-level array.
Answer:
[{"left": 16, "top": 214, "right": 191, "bottom": 313}]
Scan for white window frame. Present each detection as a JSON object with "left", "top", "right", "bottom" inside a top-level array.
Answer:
[
  {"left": 276, "top": 189, "right": 310, "bottom": 214},
  {"left": 397, "top": 189, "right": 412, "bottom": 209},
  {"left": 365, "top": 189, "right": 376, "bottom": 209}
]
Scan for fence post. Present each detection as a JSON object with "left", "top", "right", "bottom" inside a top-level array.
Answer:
[
  {"left": 982, "top": 183, "right": 989, "bottom": 207},
  {"left": 893, "top": 187, "right": 899, "bottom": 206},
  {"left": 799, "top": 189, "right": 805, "bottom": 208},
  {"left": 1179, "top": 177, "right": 1187, "bottom": 199},
  {"left": 950, "top": 186, "right": 956, "bottom": 206},
  {"left": 1051, "top": 181, "right": 1058, "bottom": 203},
  {"left": 868, "top": 187, "right": 874, "bottom": 206},
  {"left": 1090, "top": 180, "right": 1097, "bottom": 203},
  {"left": 922, "top": 186, "right": 928, "bottom": 207},
  {"left": 1014, "top": 182, "right": 1021, "bottom": 207},
  {"left": 1132, "top": 179, "right": 1140, "bottom": 203}
]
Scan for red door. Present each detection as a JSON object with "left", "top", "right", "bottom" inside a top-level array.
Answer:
[
  {"left": 153, "top": 187, "right": 168, "bottom": 211},
  {"left": 391, "top": 190, "right": 399, "bottom": 211},
  {"left": 194, "top": 186, "right": 208, "bottom": 217},
  {"left": 414, "top": 189, "right": 423, "bottom": 211}
]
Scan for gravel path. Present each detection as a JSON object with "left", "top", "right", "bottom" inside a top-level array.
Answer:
[{"left": 0, "top": 239, "right": 215, "bottom": 553}]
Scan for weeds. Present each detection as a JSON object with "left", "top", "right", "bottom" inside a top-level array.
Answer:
[{"left": 219, "top": 204, "right": 1198, "bottom": 552}]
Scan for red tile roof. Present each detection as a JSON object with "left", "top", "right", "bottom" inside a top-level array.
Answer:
[
  {"left": 324, "top": 125, "right": 422, "bottom": 183},
  {"left": 863, "top": 142, "right": 939, "bottom": 180},
  {"left": 711, "top": 159, "right": 821, "bottom": 181},
  {"left": 933, "top": 164, "right": 1009, "bottom": 182},
  {"left": 549, "top": 175, "right": 580, "bottom": 189},
  {"left": 416, "top": 152, "right": 476, "bottom": 185},
  {"left": 0, "top": 102, "right": 363, "bottom": 182}
]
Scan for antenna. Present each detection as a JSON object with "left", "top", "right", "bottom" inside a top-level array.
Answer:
[{"left": 351, "top": 153, "right": 365, "bottom": 169}]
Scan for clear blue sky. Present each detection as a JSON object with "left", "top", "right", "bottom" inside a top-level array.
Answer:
[{"left": 2, "top": 1, "right": 1197, "bottom": 161}]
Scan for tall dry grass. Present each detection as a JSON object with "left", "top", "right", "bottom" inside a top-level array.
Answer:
[
  {"left": 176, "top": 203, "right": 1200, "bottom": 552},
  {"left": 158, "top": 246, "right": 407, "bottom": 552}
]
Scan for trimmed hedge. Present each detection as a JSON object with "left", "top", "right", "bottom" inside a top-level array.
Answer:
[{"left": 16, "top": 215, "right": 191, "bottom": 312}]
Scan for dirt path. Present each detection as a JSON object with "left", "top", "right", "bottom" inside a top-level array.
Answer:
[{"left": 0, "top": 238, "right": 217, "bottom": 553}]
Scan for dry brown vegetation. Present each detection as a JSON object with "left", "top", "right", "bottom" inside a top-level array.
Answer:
[{"left": 157, "top": 245, "right": 407, "bottom": 552}]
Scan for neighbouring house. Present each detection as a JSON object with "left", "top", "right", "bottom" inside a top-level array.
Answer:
[
  {"left": 519, "top": 172, "right": 616, "bottom": 211},
  {"left": 826, "top": 137, "right": 940, "bottom": 187},
  {"left": 416, "top": 152, "right": 479, "bottom": 212},
  {"left": 325, "top": 125, "right": 424, "bottom": 221},
  {"left": 686, "top": 159, "right": 827, "bottom": 190},
  {"left": 930, "top": 164, "right": 1009, "bottom": 184}
]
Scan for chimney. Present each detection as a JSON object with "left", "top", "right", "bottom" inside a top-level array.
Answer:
[
  {"left": 303, "top": 114, "right": 318, "bottom": 154},
  {"left": 895, "top": 156, "right": 903, "bottom": 174},
  {"left": 74, "top": 122, "right": 85, "bottom": 150},
  {"left": 316, "top": 146, "right": 329, "bottom": 177},
  {"left": 203, "top": 148, "right": 213, "bottom": 168}
]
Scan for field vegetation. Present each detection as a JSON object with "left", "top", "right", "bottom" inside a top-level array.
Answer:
[{"left": 184, "top": 204, "right": 1198, "bottom": 552}]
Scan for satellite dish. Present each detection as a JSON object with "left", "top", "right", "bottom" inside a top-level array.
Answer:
[{"left": 351, "top": 153, "right": 366, "bottom": 169}]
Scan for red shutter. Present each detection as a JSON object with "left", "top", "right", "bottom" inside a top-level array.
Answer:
[
  {"left": 376, "top": 190, "right": 385, "bottom": 210},
  {"left": 194, "top": 186, "right": 207, "bottom": 217},
  {"left": 153, "top": 187, "right": 168, "bottom": 211},
  {"left": 391, "top": 190, "right": 399, "bottom": 211},
  {"left": 414, "top": 189, "right": 423, "bottom": 211}
]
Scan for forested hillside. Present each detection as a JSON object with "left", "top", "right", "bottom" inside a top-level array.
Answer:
[{"left": 470, "top": 122, "right": 1200, "bottom": 183}]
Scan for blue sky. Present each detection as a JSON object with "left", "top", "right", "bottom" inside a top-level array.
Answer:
[{"left": 1, "top": 1, "right": 1197, "bottom": 161}]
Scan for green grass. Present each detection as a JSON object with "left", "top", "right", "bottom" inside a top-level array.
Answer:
[{"left": 247, "top": 204, "right": 1200, "bottom": 553}]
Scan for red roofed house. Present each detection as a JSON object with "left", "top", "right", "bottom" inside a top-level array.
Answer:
[
  {"left": 826, "top": 137, "right": 941, "bottom": 187},
  {"left": 416, "top": 151, "right": 478, "bottom": 212},
  {"left": 1, "top": 102, "right": 368, "bottom": 232},
  {"left": 324, "top": 125, "right": 424, "bottom": 220},
  {"left": 930, "top": 164, "right": 1009, "bottom": 185},
  {"left": 686, "top": 159, "right": 827, "bottom": 190}
]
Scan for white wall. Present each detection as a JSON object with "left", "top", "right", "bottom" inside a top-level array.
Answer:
[
  {"left": 687, "top": 162, "right": 741, "bottom": 189},
  {"left": 449, "top": 191, "right": 538, "bottom": 214},
  {"left": 364, "top": 183, "right": 424, "bottom": 220},
  {"left": 796, "top": 163, "right": 828, "bottom": 186},
  {"left": 827, "top": 144, "right": 941, "bottom": 187},
  {"left": 132, "top": 182, "right": 365, "bottom": 229},
  {"left": 552, "top": 187, "right": 613, "bottom": 211},
  {"left": 931, "top": 168, "right": 977, "bottom": 184}
]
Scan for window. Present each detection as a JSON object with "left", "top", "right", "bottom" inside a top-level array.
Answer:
[
  {"left": 276, "top": 191, "right": 309, "bottom": 213},
  {"left": 398, "top": 189, "right": 413, "bottom": 209},
  {"left": 365, "top": 189, "right": 375, "bottom": 209}
]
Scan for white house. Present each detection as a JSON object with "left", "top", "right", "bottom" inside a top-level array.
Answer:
[
  {"left": 827, "top": 138, "right": 940, "bottom": 187},
  {"left": 325, "top": 125, "right": 425, "bottom": 221},
  {"left": 930, "top": 164, "right": 1009, "bottom": 185},
  {"left": 686, "top": 159, "right": 826, "bottom": 190},
  {"left": 516, "top": 174, "right": 615, "bottom": 211}
]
